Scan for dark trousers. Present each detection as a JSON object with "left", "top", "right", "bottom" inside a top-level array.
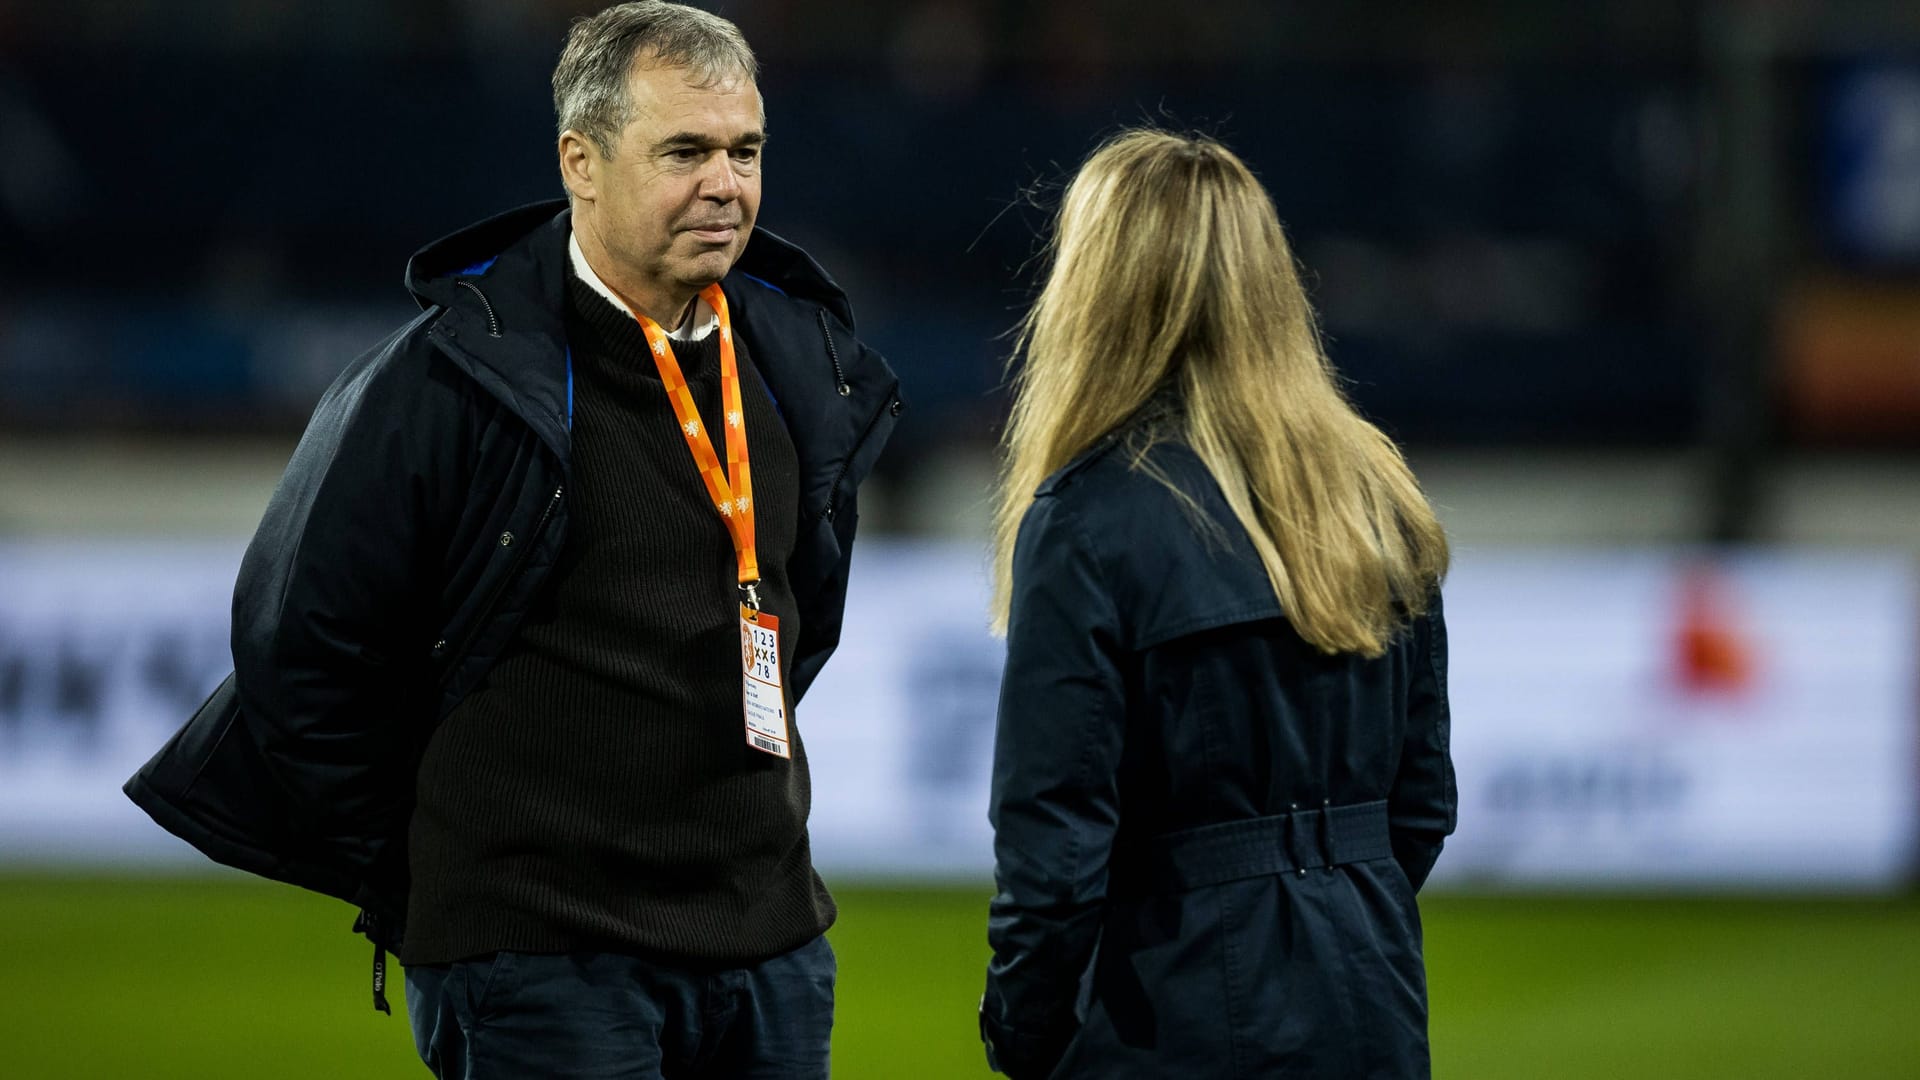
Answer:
[{"left": 404, "top": 936, "right": 835, "bottom": 1079}]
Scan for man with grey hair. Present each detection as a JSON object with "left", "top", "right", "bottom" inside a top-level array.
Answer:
[{"left": 125, "top": 3, "right": 901, "bottom": 1077}]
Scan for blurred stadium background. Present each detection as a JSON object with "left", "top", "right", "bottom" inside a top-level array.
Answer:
[{"left": 3, "top": 0, "right": 1919, "bottom": 1076}]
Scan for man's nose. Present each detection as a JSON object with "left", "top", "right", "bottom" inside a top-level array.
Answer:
[{"left": 699, "top": 152, "right": 741, "bottom": 201}]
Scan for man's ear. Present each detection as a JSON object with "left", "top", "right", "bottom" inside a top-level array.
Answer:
[{"left": 558, "top": 130, "right": 599, "bottom": 203}]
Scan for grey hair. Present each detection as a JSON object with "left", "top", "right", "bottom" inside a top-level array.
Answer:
[{"left": 553, "top": 2, "right": 759, "bottom": 158}]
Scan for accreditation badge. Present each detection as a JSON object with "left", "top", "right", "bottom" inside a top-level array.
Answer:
[{"left": 740, "top": 605, "right": 791, "bottom": 758}]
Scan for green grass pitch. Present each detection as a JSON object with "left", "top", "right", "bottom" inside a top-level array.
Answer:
[{"left": 0, "top": 876, "right": 1914, "bottom": 1078}]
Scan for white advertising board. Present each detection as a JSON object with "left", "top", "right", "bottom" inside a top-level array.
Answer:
[
  {"left": 1432, "top": 551, "right": 1919, "bottom": 889},
  {"left": 0, "top": 540, "right": 1914, "bottom": 889},
  {"left": 0, "top": 539, "right": 242, "bottom": 864}
]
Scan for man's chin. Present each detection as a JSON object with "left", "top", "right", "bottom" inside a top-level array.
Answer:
[{"left": 675, "top": 246, "right": 745, "bottom": 289}]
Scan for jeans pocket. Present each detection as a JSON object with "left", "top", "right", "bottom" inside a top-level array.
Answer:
[
  {"left": 405, "top": 964, "right": 453, "bottom": 1067},
  {"left": 459, "top": 950, "right": 521, "bottom": 1024},
  {"left": 816, "top": 934, "right": 837, "bottom": 984},
  {"left": 807, "top": 935, "right": 837, "bottom": 1011}
]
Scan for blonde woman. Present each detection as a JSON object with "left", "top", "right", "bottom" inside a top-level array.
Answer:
[{"left": 978, "top": 130, "right": 1455, "bottom": 1079}]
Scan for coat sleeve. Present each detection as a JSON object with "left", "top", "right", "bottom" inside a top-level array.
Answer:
[
  {"left": 228, "top": 339, "right": 462, "bottom": 878},
  {"left": 981, "top": 493, "right": 1126, "bottom": 1079},
  {"left": 1388, "top": 589, "right": 1456, "bottom": 892}
]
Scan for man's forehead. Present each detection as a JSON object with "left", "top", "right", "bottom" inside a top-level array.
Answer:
[
  {"left": 625, "top": 58, "right": 756, "bottom": 101},
  {"left": 624, "top": 62, "right": 763, "bottom": 129}
]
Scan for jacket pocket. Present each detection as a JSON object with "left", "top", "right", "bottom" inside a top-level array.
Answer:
[{"left": 1370, "top": 855, "right": 1424, "bottom": 950}]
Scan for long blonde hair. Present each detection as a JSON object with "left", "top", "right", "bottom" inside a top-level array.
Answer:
[{"left": 991, "top": 129, "right": 1448, "bottom": 656}]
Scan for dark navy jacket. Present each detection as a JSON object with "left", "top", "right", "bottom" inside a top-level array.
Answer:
[
  {"left": 982, "top": 427, "right": 1453, "bottom": 1079},
  {"left": 123, "top": 203, "right": 901, "bottom": 951}
]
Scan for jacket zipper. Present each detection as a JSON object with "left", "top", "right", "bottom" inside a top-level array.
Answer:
[
  {"left": 455, "top": 280, "right": 503, "bottom": 337},
  {"left": 437, "top": 484, "right": 563, "bottom": 685},
  {"left": 816, "top": 309, "right": 850, "bottom": 396},
  {"left": 806, "top": 391, "right": 893, "bottom": 530},
  {"left": 805, "top": 307, "right": 894, "bottom": 528}
]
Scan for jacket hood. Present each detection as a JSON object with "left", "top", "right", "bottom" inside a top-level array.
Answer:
[{"left": 404, "top": 199, "right": 857, "bottom": 329}]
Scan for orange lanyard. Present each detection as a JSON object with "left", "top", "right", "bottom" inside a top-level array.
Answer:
[{"left": 633, "top": 283, "right": 760, "bottom": 605}]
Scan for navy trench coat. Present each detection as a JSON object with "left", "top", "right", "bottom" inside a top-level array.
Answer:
[{"left": 981, "top": 429, "right": 1455, "bottom": 1079}]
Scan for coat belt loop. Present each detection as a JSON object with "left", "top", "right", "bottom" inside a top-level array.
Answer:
[
  {"left": 1285, "top": 802, "right": 1309, "bottom": 877},
  {"left": 1318, "top": 798, "right": 1335, "bottom": 870}
]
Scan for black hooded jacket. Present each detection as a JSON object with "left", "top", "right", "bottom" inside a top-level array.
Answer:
[{"left": 123, "top": 203, "right": 902, "bottom": 951}]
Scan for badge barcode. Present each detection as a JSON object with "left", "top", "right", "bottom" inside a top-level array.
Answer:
[{"left": 752, "top": 735, "right": 780, "bottom": 753}]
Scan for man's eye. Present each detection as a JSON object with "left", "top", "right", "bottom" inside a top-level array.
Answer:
[
  {"left": 670, "top": 148, "right": 702, "bottom": 162},
  {"left": 731, "top": 148, "right": 760, "bottom": 163}
]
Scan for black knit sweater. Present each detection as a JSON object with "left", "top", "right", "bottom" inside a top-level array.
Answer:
[{"left": 400, "top": 269, "right": 831, "bottom": 967}]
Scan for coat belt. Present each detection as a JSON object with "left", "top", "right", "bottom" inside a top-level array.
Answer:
[{"left": 1112, "top": 799, "right": 1393, "bottom": 893}]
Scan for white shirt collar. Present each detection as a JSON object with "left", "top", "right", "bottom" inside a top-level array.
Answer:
[{"left": 568, "top": 231, "right": 719, "bottom": 342}]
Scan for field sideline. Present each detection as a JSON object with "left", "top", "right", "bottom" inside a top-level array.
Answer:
[{"left": 0, "top": 876, "right": 1914, "bottom": 1079}]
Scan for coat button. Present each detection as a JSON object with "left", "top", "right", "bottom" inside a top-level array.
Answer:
[
  {"left": 890, "top": 398, "right": 902, "bottom": 416},
  {"left": 838, "top": 382, "right": 852, "bottom": 397},
  {"left": 431, "top": 639, "right": 447, "bottom": 658},
  {"left": 499, "top": 531, "right": 514, "bottom": 547},
  {"left": 824, "top": 504, "right": 836, "bottom": 521}
]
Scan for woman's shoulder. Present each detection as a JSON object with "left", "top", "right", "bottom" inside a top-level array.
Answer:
[
  {"left": 1035, "top": 430, "right": 1212, "bottom": 520},
  {"left": 1028, "top": 435, "right": 1283, "bottom": 648}
]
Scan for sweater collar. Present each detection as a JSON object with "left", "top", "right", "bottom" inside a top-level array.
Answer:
[{"left": 567, "top": 231, "right": 718, "bottom": 343}]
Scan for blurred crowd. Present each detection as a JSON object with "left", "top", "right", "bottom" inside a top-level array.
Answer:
[{"left": 2, "top": 0, "right": 1918, "bottom": 510}]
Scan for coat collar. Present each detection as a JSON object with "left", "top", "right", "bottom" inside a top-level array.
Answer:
[
  {"left": 401, "top": 201, "right": 895, "bottom": 491},
  {"left": 405, "top": 200, "right": 857, "bottom": 331}
]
